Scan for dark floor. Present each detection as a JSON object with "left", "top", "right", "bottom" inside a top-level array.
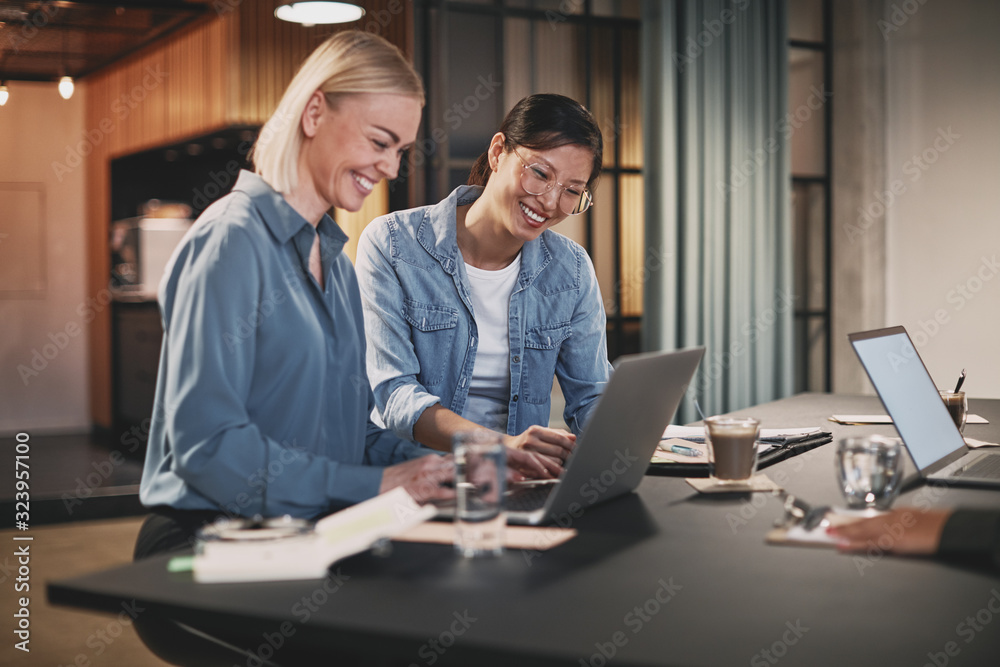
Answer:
[
  {"left": 0, "top": 516, "right": 171, "bottom": 667},
  {"left": 2, "top": 431, "right": 146, "bottom": 525},
  {"left": 1, "top": 432, "right": 168, "bottom": 665}
]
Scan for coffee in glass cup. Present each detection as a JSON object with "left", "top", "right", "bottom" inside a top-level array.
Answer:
[
  {"left": 939, "top": 390, "right": 967, "bottom": 433},
  {"left": 705, "top": 416, "right": 760, "bottom": 483}
]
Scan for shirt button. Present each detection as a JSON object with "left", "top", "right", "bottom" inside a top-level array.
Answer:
[
  {"left": 512, "top": 395, "right": 519, "bottom": 402},
  {"left": 512, "top": 355, "right": 520, "bottom": 363}
]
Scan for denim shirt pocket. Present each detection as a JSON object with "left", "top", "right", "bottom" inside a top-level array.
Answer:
[
  {"left": 522, "top": 321, "right": 572, "bottom": 404},
  {"left": 403, "top": 299, "right": 459, "bottom": 387}
]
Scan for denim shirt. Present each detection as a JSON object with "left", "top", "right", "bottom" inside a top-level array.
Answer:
[
  {"left": 140, "top": 171, "right": 431, "bottom": 519},
  {"left": 356, "top": 185, "right": 613, "bottom": 442}
]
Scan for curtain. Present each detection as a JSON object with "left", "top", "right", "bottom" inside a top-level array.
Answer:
[{"left": 641, "top": 0, "right": 793, "bottom": 421}]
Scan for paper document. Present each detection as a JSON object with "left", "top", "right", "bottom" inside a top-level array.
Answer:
[
  {"left": 766, "top": 508, "right": 882, "bottom": 548},
  {"left": 829, "top": 414, "right": 989, "bottom": 425},
  {"left": 193, "top": 488, "right": 436, "bottom": 583},
  {"left": 663, "top": 425, "right": 821, "bottom": 443},
  {"left": 394, "top": 522, "right": 576, "bottom": 550}
]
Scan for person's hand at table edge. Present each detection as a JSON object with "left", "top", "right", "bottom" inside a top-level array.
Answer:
[{"left": 827, "top": 508, "right": 952, "bottom": 556}]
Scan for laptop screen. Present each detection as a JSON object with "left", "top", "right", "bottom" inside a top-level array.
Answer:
[{"left": 849, "top": 327, "right": 966, "bottom": 471}]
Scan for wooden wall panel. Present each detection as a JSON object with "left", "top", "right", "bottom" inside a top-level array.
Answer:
[
  {"left": 235, "top": 1, "right": 325, "bottom": 125},
  {"left": 83, "top": 134, "right": 112, "bottom": 426},
  {"left": 620, "top": 174, "right": 645, "bottom": 317},
  {"left": 84, "top": 14, "right": 238, "bottom": 426},
  {"left": 337, "top": 180, "right": 388, "bottom": 264},
  {"left": 233, "top": 0, "right": 415, "bottom": 125}
]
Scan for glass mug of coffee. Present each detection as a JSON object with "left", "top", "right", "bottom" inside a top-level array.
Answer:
[
  {"left": 705, "top": 416, "right": 760, "bottom": 484},
  {"left": 939, "top": 390, "right": 968, "bottom": 434}
]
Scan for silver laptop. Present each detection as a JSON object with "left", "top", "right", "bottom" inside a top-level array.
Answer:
[
  {"left": 849, "top": 326, "right": 1000, "bottom": 488},
  {"left": 494, "top": 346, "right": 705, "bottom": 525}
]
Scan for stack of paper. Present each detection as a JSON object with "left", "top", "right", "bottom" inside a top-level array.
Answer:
[{"left": 193, "top": 488, "right": 437, "bottom": 583}]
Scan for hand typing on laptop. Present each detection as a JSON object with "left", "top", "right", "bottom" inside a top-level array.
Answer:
[
  {"left": 502, "top": 425, "right": 577, "bottom": 464},
  {"left": 506, "top": 446, "right": 564, "bottom": 480}
]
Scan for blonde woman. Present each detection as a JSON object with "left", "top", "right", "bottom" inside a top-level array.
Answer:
[{"left": 135, "top": 32, "right": 452, "bottom": 561}]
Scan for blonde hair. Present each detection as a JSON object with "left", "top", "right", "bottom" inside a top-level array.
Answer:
[{"left": 251, "top": 31, "right": 425, "bottom": 194}]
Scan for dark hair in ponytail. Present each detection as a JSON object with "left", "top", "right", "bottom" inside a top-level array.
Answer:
[{"left": 468, "top": 93, "right": 603, "bottom": 191}]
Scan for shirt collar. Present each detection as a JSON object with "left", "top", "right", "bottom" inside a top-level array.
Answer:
[
  {"left": 233, "top": 170, "right": 348, "bottom": 255},
  {"left": 418, "top": 184, "right": 550, "bottom": 280}
]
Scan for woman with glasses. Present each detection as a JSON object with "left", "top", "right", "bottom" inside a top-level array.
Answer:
[{"left": 356, "top": 94, "right": 612, "bottom": 474}]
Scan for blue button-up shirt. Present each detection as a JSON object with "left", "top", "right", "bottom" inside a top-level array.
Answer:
[
  {"left": 140, "top": 171, "right": 431, "bottom": 519},
  {"left": 356, "top": 185, "right": 613, "bottom": 442}
]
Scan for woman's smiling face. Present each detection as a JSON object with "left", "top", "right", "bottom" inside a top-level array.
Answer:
[
  {"left": 300, "top": 92, "right": 421, "bottom": 213},
  {"left": 484, "top": 135, "right": 595, "bottom": 244}
]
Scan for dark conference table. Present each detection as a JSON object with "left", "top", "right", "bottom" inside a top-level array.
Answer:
[{"left": 49, "top": 393, "right": 1000, "bottom": 666}]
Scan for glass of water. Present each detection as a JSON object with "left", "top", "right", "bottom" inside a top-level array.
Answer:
[
  {"left": 836, "top": 435, "right": 904, "bottom": 510},
  {"left": 453, "top": 430, "right": 506, "bottom": 557}
]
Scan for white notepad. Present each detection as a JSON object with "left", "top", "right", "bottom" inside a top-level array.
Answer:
[{"left": 193, "top": 488, "right": 436, "bottom": 583}]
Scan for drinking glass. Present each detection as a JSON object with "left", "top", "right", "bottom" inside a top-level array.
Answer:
[
  {"left": 836, "top": 435, "right": 903, "bottom": 509},
  {"left": 939, "top": 390, "right": 968, "bottom": 434},
  {"left": 453, "top": 430, "right": 506, "bottom": 557},
  {"left": 705, "top": 416, "right": 760, "bottom": 484}
]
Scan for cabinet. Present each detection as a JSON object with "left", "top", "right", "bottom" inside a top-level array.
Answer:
[{"left": 111, "top": 300, "right": 163, "bottom": 457}]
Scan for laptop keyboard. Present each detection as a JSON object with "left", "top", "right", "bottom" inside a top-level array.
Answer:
[
  {"left": 954, "top": 453, "right": 1000, "bottom": 480},
  {"left": 505, "top": 485, "right": 553, "bottom": 512}
]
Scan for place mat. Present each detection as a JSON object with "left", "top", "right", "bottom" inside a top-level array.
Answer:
[
  {"left": 685, "top": 474, "right": 782, "bottom": 494},
  {"left": 394, "top": 522, "right": 576, "bottom": 550}
]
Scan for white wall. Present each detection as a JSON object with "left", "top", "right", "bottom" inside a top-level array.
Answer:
[
  {"left": 0, "top": 81, "right": 89, "bottom": 434},
  {"left": 885, "top": 0, "right": 1000, "bottom": 398}
]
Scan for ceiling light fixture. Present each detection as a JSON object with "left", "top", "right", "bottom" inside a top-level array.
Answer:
[
  {"left": 0, "top": 82, "right": 8, "bottom": 107},
  {"left": 57, "top": 26, "right": 74, "bottom": 100},
  {"left": 274, "top": 2, "right": 365, "bottom": 27},
  {"left": 58, "top": 76, "right": 75, "bottom": 100}
]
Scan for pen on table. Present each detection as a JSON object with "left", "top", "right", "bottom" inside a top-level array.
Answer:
[{"left": 669, "top": 443, "right": 701, "bottom": 458}]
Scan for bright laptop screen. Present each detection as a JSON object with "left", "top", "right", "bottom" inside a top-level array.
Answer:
[{"left": 850, "top": 328, "right": 965, "bottom": 471}]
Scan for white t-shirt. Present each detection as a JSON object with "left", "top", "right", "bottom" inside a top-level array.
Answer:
[{"left": 462, "top": 253, "right": 522, "bottom": 432}]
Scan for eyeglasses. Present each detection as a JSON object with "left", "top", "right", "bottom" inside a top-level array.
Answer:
[{"left": 511, "top": 148, "right": 593, "bottom": 216}]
